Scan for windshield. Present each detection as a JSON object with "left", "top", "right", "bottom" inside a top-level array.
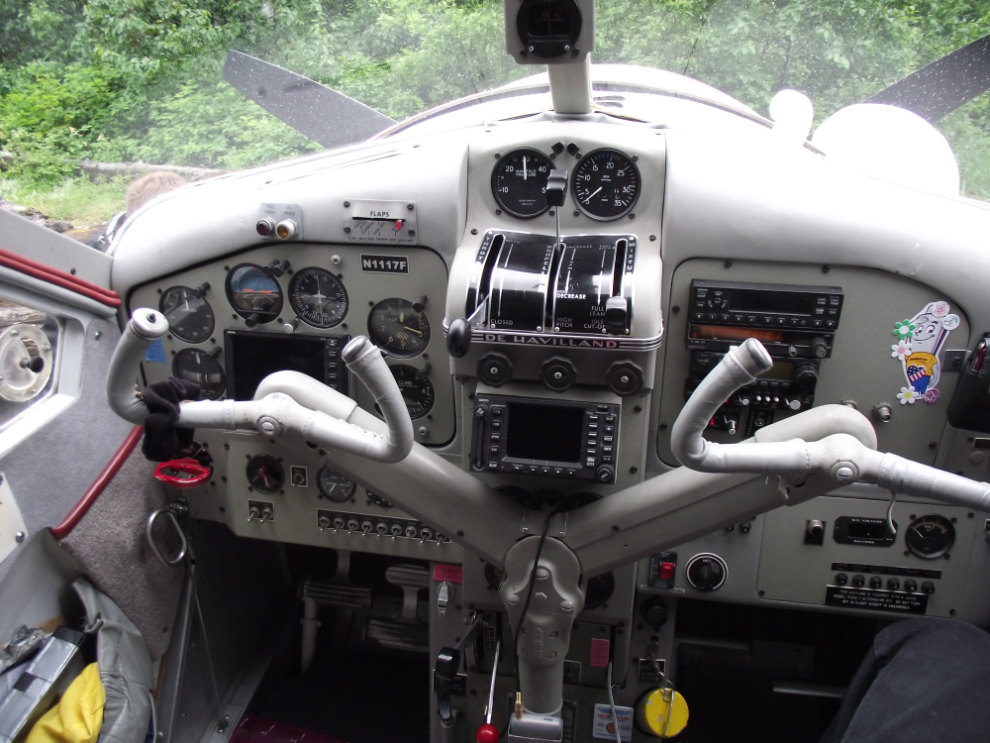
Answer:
[{"left": 2, "top": 0, "right": 989, "bottom": 227}]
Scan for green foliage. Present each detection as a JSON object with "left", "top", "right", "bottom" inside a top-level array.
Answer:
[
  {"left": 1, "top": 0, "right": 990, "bottom": 201},
  {"left": 0, "top": 174, "right": 129, "bottom": 223}
]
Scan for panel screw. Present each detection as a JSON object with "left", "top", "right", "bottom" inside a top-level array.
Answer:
[
  {"left": 573, "top": 210, "right": 580, "bottom": 217},
  {"left": 672, "top": 305, "right": 680, "bottom": 314},
  {"left": 929, "top": 441, "right": 937, "bottom": 450},
  {"left": 15, "top": 532, "right": 25, "bottom": 543},
  {"left": 343, "top": 201, "right": 350, "bottom": 207},
  {"left": 343, "top": 227, "right": 351, "bottom": 233},
  {"left": 407, "top": 204, "right": 414, "bottom": 211},
  {"left": 471, "top": 229, "right": 478, "bottom": 235},
  {"left": 94, "top": 331, "right": 102, "bottom": 340},
  {"left": 822, "top": 265, "right": 831, "bottom": 273},
  {"left": 408, "top": 230, "right": 415, "bottom": 236},
  {"left": 724, "top": 259, "right": 733, "bottom": 268},
  {"left": 649, "top": 235, "right": 656, "bottom": 241}
]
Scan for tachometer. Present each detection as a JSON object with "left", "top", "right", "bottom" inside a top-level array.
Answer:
[
  {"left": 288, "top": 267, "right": 348, "bottom": 328},
  {"left": 905, "top": 514, "right": 955, "bottom": 559},
  {"left": 225, "top": 264, "right": 282, "bottom": 324},
  {"left": 572, "top": 149, "right": 640, "bottom": 221},
  {"left": 491, "top": 148, "right": 554, "bottom": 218},
  {"left": 367, "top": 298, "right": 431, "bottom": 358},
  {"left": 159, "top": 286, "right": 215, "bottom": 343}
]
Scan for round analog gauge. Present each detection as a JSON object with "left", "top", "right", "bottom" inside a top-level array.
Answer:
[
  {"left": 317, "top": 466, "right": 356, "bottom": 502},
  {"left": 225, "top": 264, "right": 283, "bottom": 322},
  {"left": 159, "top": 286, "right": 215, "bottom": 343},
  {"left": 172, "top": 348, "right": 225, "bottom": 400},
  {"left": 391, "top": 364, "right": 435, "bottom": 419},
  {"left": 288, "top": 267, "right": 348, "bottom": 328},
  {"left": 247, "top": 455, "right": 283, "bottom": 493},
  {"left": 491, "top": 148, "right": 554, "bottom": 218},
  {"left": 906, "top": 514, "right": 956, "bottom": 559},
  {"left": 572, "top": 149, "right": 640, "bottom": 220},
  {"left": 367, "top": 298, "right": 431, "bottom": 358}
]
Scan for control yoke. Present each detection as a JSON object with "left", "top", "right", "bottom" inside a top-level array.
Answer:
[
  {"left": 671, "top": 338, "right": 990, "bottom": 511},
  {"left": 107, "top": 309, "right": 414, "bottom": 463}
]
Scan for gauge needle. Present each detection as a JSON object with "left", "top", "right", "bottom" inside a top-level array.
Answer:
[
  {"left": 523, "top": 155, "right": 528, "bottom": 181},
  {"left": 183, "top": 298, "right": 190, "bottom": 311},
  {"left": 404, "top": 326, "right": 423, "bottom": 335},
  {"left": 583, "top": 186, "right": 603, "bottom": 203}
]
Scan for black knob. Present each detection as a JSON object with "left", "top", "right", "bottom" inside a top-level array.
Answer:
[
  {"left": 478, "top": 353, "right": 512, "bottom": 386},
  {"left": 446, "top": 317, "right": 472, "bottom": 358},
  {"left": 739, "top": 521, "right": 752, "bottom": 534},
  {"left": 640, "top": 597, "right": 668, "bottom": 631},
  {"left": 835, "top": 573, "right": 848, "bottom": 586},
  {"left": 604, "top": 296, "right": 628, "bottom": 335},
  {"left": 245, "top": 313, "right": 261, "bottom": 328},
  {"left": 595, "top": 464, "right": 615, "bottom": 483},
  {"left": 686, "top": 554, "right": 727, "bottom": 591},
  {"left": 542, "top": 357, "right": 577, "bottom": 392},
  {"left": 921, "top": 581, "right": 935, "bottom": 595},
  {"left": 192, "top": 282, "right": 210, "bottom": 298},
  {"left": 810, "top": 336, "right": 829, "bottom": 359},
  {"left": 606, "top": 360, "right": 643, "bottom": 396},
  {"left": 887, "top": 578, "right": 900, "bottom": 591},
  {"left": 795, "top": 362, "right": 819, "bottom": 391},
  {"left": 869, "top": 576, "right": 882, "bottom": 589},
  {"left": 904, "top": 579, "right": 918, "bottom": 593},
  {"left": 852, "top": 574, "right": 865, "bottom": 587},
  {"left": 19, "top": 357, "right": 44, "bottom": 373}
]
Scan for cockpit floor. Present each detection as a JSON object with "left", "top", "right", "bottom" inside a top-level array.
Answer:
[{"left": 259, "top": 648, "right": 430, "bottom": 743}]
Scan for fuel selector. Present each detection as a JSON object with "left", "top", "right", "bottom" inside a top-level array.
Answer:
[{"left": 685, "top": 553, "right": 727, "bottom": 591}]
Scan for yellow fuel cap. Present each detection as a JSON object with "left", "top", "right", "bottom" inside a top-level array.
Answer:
[{"left": 636, "top": 687, "right": 689, "bottom": 738}]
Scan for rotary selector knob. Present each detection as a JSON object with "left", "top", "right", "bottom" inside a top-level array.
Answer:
[
  {"left": 810, "top": 336, "right": 829, "bottom": 359},
  {"left": 685, "top": 553, "right": 727, "bottom": 591},
  {"left": 541, "top": 356, "right": 577, "bottom": 392},
  {"left": 477, "top": 353, "right": 513, "bottom": 387},
  {"left": 595, "top": 464, "right": 615, "bottom": 483}
]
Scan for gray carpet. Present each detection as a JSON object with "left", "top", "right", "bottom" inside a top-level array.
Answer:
[{"left": 62, "top": 441, "right": 183, "bottom": 660}]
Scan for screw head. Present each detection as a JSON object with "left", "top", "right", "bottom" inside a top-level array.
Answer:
[{"left": 15, "top": 532, "right": 25, "bottom": 543}]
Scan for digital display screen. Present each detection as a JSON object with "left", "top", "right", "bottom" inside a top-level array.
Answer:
[
  {"left": 730, "top": 291, "right": 815, "bottom": 315},
  {"left": 505, "top": 402, "right": 584, "bottom": 463},
  {"left": 226, "top": 330, "right": 331, "bottom": 400},
  {"left": 760, "top": 362, "right": 794, "bottom": 380},
  {"left": 690, "top": 325, "right": 785, "bottom": 343},
  {"left": 848, "top": 521, "right": 887, "bottom": 540}
]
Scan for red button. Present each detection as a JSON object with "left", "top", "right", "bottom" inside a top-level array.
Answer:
[{"left": 659, "top": 562, "right": 676, "bottom": 581}]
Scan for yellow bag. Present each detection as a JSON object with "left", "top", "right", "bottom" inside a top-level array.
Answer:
[{"left": 26, "top": 663, "right": 105, "bottom": 743}]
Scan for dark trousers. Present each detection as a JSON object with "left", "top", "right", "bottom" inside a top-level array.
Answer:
[{"left": 822, "top": 618, "right": 990, "bottom": 743}]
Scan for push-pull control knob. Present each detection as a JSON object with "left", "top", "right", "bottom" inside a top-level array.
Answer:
[{"left": 685, "top": 553, "right": 727, "bottom": 591}]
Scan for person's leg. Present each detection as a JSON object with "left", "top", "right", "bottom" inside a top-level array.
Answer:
[{"left": 822, "top": 618, "right": 990, "bottom": 743}]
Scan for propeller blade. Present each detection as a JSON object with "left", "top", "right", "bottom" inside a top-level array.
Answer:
[
  {"left": 866, "top": 34, "right": 990, "bottom": 123},
  {"left": 223, "top": 50, "right": 396, "bottom": 149}
]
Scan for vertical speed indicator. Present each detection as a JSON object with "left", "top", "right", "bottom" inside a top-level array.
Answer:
[{"left": 572, "top": 149, "right": 640, "bottom": 221}]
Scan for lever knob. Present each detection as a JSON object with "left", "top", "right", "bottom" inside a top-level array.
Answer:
[{"left": 447, "top": 317, "right": 472, "bottom": 358}]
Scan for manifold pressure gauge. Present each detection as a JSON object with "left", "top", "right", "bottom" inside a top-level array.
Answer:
[
  {"left": 492, "top": 148, "right": 554, "bottom": 218},
  {"left": 288, "top": 267, "right": 348, "bottom": 328}
]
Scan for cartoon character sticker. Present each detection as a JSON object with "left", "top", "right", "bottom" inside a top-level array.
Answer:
[{"left": 891, "top": 300, "right": 959, "bottom": 405}]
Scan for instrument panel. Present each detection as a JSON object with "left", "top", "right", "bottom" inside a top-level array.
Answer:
[{"left": 130, "top": 242, "right": 458, "bottom": 559}]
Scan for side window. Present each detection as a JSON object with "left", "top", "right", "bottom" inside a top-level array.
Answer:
[{"left": 0, "top": 299, "right": 60, "bottom": 430}]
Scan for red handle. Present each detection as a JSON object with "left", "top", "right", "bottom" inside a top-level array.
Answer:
[{"left": 154, "top": 458, "right": 211, "bottom": 488}]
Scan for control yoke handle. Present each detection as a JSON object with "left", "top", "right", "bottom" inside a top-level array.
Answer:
[
  {"left": 107, "top": 308, "right": 414, "bottom": 463},
  {"left": 670, "top": 338, "right": 990, "bottom": 511}
]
